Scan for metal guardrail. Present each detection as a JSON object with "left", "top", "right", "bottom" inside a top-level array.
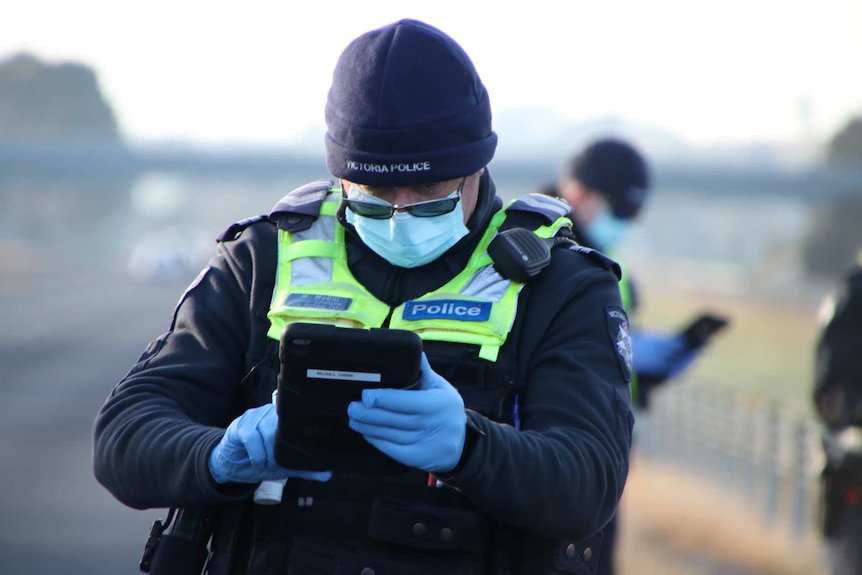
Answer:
[{"left": 634, "top": 381, "right": 824, "bottom": 540}]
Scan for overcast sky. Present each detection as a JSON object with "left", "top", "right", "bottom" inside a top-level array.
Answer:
[{"left": 3, "top": 0, "right": 861, "bottom": 150}]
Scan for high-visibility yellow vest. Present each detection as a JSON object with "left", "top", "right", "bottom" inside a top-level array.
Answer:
[{"left": 267, "top": 188, "right": 572, "bottom": 363}]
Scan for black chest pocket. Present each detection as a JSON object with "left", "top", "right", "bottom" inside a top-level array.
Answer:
[{"left": 423, "top": 340, "right": 515, "bottom": 423}]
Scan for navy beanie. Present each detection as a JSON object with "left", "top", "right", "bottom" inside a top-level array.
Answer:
[
  {"left": 569, "top": 138, "right": 650, "bottom": 220},
  {"left": 325, "top": 19, "right": 497, "bottom": 185}
]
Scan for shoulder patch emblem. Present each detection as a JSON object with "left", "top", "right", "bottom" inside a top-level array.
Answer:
[{"left": 606, "top": 305, "right": 633, "bottom": 382}]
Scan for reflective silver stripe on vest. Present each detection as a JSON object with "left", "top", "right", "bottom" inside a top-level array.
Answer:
[
  {"left": 461, "top": 264, "right": 510, "bottom": 301},
  {"left": 289, "top": 203, "right": 338, "bottom": 287}
]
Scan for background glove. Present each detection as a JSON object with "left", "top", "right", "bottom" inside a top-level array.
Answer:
[
  {"left": 208, "top": 404, "right": 332, "bottom": 485},
  {"left": 631, "top": 331, "right": 699, "bottom": 382},
  {"left": 347, "top": 353, "right": 466, "bottom": 473}
]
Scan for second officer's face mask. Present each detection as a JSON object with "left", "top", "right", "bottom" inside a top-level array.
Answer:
[
  {"left": 586, "top": 207, "right": 630, "bottom": 253},
  {"left": 344, "top": 182, "right": 469, "bottom": 268}
]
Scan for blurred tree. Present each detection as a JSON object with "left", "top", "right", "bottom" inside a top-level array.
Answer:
[
  {"left": 0, "top": 52, "right": 132, "bottom": 267},
  {"left": 0, "top": 52, "right": 122, "bottom": 143},
  {"left": 827, "top": 116, "right": 862, "bottom": 166}
]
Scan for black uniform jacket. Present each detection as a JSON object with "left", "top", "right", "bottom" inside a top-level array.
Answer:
[
  {"left": 94, "top": 172, "right": 634, "bottom": 541},
  {"left": 815, "top": 262, "right": 862, "bottom": 430}
]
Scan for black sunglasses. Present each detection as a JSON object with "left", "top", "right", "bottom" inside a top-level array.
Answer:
[{"left": 343, "top": 178, "right": 465, "bottom": 220}]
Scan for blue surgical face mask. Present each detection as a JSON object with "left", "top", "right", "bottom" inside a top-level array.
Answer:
[
  {"left": 586, "top": 208, "right": 630, "bottom": 252},
  {"left": 345, "top": 189, "right": 469, "bottom": 268}
]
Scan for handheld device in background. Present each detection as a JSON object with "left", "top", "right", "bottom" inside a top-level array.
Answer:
[
  {"left": 634, "top": 311, "right": 731, "bottom": 407},
  {"left": 679, "top": 312, "right": 730, "bottom": 350},
  {"left": 274, "top": 322, "right": 423, "bottom": 474}
]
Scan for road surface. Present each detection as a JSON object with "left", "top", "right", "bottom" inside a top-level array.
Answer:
[{"left": 0, "top": 266, "right": 189, "bottom": 575}]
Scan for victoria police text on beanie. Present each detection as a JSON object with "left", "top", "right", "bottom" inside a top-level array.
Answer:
[{"left": 325, "top": 19, "right": 498, "bottom": 186}]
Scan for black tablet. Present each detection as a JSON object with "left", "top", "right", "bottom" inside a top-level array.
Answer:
[{"left": 273, "top": 322, "right": 423, "bottom": 474}]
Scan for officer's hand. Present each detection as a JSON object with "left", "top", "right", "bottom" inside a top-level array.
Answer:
[
  {"left": 631, "top": 331, "right": 698, "bottom": 382},
  {"left": 208, "top": 404, "right": 332, "bottom": 485},
  {"left": 347, "top": 353, "right": 466, "bottom": 473}
]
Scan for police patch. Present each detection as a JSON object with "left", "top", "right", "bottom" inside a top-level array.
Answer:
[
  {"left": 402, "top": 299, "right": 491, "bottom": 322},
  {"left": 606, "top": 306, "right": 633, "bottom": 382}
]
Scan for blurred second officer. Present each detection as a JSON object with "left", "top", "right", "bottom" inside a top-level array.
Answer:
[
  {"left": 542, "top": 138, "right": 704, "bottom": 575},
  {"left": 542, "top": 138, "right": 700, "bottom": 409}
]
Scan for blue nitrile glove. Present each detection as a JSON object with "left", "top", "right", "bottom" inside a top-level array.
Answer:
[
  {"left": 347, "top": 353, "right": 467, "bottom": 473},
  {"left": 630, "top": 331, "right": 698, "bottom": 381},
  {"left": 208, "top": 404, "right": 332, "bottom": 485}
]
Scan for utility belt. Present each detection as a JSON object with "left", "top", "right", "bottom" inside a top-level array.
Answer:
[
  {"left": 143, "top": 478, "right": 602, "bottom": 575},
  {"left": 293, "top": 470, "right": 471, "bottom": 504},
  {"left": 282, "top": 475, "right": 484, "bottom": 546},
  {"left": 235, "top": 474, "right": 494, "bottom": 575}
]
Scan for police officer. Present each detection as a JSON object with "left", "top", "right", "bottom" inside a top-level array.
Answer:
[
  {"left": 814, "top": 250, "right": 862, "bottom": 575},
  {"left": 542, "top": 138, "right": 700, "bottom": 408},
  {"left": 541, "top": 138, "right": 701, "bottom": 575},
  {"left": 94, "top": 19, "right": 634, "bottom": 575}
]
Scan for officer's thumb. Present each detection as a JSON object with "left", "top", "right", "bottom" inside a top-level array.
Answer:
[{"left": 418, "top": 353, "right": 449, "bottom": 391}]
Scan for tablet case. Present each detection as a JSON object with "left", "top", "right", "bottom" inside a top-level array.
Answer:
[{"left": 274, "top": 322, "right": 423, "bottom": 474}]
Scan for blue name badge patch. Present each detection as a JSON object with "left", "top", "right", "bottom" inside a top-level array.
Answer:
[
  {"left": 285, "top": 293, "right": 352, "bottom": 311},
  {"left": 403, "top": 299, "right": 491, "bottom": 322}
]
